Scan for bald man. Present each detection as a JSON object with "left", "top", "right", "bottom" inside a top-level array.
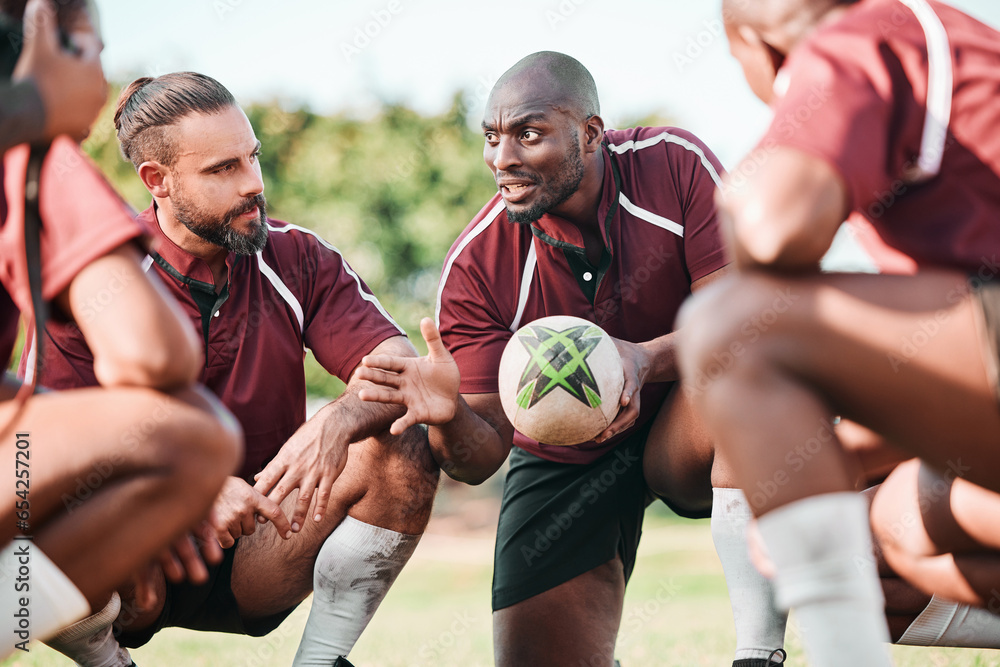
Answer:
[
  {"left": 678, "top": 0, "right": 1000, "bottom": 664},
  {"left": 357, "top": 51, "right": 788, "bottom": 666}
]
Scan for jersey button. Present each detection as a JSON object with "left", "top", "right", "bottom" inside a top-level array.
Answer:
[
  {"left": 214, "top": 311, "right": 220, "bottom": 318},
  {"left": 583, "top": 271, "right": 593, "bottom": 281}
]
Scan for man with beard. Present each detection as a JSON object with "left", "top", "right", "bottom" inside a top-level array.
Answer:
[
  {"left": 27, "top": 72, "right": 439, "bottom": 667},
  {"left": 356, "top": 52, "right": 788, "bottom": 666}
]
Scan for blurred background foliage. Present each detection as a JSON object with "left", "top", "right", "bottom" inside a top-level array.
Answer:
[{"left": 83, "top": 87, "right": 669, "bottom": 398}]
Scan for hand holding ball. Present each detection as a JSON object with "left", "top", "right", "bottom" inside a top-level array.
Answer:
[{"left": 498, "top": 316, "right": 624, "bottom": 446}]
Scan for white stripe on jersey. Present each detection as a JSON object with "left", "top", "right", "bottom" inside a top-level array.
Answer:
[
  {"left": 257, "top": 252, "right": 305, "bottom": 333},
  {"left": 266, "top": 222, "right": 404, "bottom": 335},
  {"left": 435, "top": 199, "right": 505, "bottom": 328},
  {"left": 618, "top": 192, "right": 684, "bottom": 238},
  {"left": 606, "top": 131, "right": 724, "bottom": 188},
  {"left": 898, "top": 0, "right": 953, "bottom": 183},
  {"left": 510, "top": 241, "right": 537, "bottom": 332}
]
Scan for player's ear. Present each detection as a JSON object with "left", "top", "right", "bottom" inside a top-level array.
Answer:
[
  {"left": 137, "top": 161, "right": 170, "bottom": 198},
  {"left": 583, "top": 114, "right": 605, "bottom": 154}
]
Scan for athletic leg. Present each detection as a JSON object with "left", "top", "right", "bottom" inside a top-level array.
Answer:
[
  {"left": 0, "top": 385, "right": 238, "bottom": 656},
  {"left": 494, "top": 558, "right": 625, "bottom": 667},
  {"left": 643, "top": 388, "right": 788, "bottom": 665},
  {"left": 679, "top": 270, "right": 1000, "bottom": 664},
  {"left": 230, "top": 425, "right": 438, "bottom": 664}
]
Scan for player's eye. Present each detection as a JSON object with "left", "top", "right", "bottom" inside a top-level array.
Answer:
[
  {"left": 521, "top": 130, "right": 539, "bottom": 141},
  {"left": 484, "top": 132, "right": 498, "bottom": 145},
  {"left": 251, "top": 149, "right": 262, "bottom": 162}
]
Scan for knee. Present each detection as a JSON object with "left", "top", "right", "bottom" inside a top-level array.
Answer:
[
  {"left": 151, "top": 388, "right": 242, "bottom": 503},
  {"left": 871, "top": 460, "right": 930, "bottom": 574},
  {"left": 677, "top": 273, "right": 799, "bottom": 386},
  {"left": 357, "top": 426, "right": 440, "bottom": 533}
]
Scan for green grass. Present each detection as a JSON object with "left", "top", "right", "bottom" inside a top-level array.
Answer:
[{"left": 4, "top": 510, "right": 999, "bottom": 666}]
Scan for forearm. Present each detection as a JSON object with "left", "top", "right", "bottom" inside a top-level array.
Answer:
[
  {"left": 636, "top": 333, "right": 680, "bottom": 384},
  {"left": 314, "top": 383, "right": 407, "bottom": 447},
  {"left": 0, "top": 81, "right": 45, "bottom": 152},
  {"left": 428, "top": 397, "right": 509, "bottom": 485}
]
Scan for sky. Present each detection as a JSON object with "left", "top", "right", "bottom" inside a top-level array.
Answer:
[{"left": 94, "top": 0, "right": 1000, "bottom": 170}]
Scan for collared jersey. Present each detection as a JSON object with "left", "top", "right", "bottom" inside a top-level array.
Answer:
[
  {"left": 437, "top": 126, "right": 727, "bottom": 465},
  {"left": 1, "top": 137, "right": 142, "bottom": 367},
  {"left": 760, "top": 0, "right": 1000, "bottom": 272},
  {"left": 30, "top": 204, "right": 404, "bottom": 481}
]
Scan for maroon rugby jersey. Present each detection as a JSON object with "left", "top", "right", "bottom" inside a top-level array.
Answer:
[
  {"left": 437, "top": 127, "right": 727, "bottom": 464},
  {"left": 760, "top": 0, "right": 1000, "bottom": 272},
  {"left": 1, "top": 137, "right": 142, "bottom": 366},
  {"left": 28, "top": 204, "right": 404, "bottom": 480}
]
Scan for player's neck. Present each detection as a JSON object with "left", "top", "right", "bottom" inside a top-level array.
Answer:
[
  {"left": 550, "top": 150, "right": 606, "bottom": 256},
  {"left": 154, "top": 203, "right": 230, "bottom": 290}
]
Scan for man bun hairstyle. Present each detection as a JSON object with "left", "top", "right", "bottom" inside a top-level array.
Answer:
[{"left": 114, "top": 71, "right": 236, "bottom": 169}]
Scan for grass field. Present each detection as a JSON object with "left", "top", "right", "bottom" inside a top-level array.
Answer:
[{"left": 4, "top": 505, "right": 999, "bottom": 667}]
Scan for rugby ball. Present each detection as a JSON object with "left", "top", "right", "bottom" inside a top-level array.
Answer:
[{"left": 498, "top": 315, "right": 624, "bottom": 446}]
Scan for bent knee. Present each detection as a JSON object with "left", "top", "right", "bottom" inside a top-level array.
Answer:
[
  {"left": 678, "top": 273, "right": 806, "bottom": 380},
  {"left": 349, "top": 427, "right": 439, "bottom": 533},
  {"left": 871, "top": 460, "right": 934, "bottom": 569},
  {"left": 144, "top": 389, "right": 242, "bottom": 495}
]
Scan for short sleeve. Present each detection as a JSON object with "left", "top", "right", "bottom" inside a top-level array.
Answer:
[
  {"left": 0, "top": 137, "right": 142, "bottom": 311},
  {"left": 760, "top": 35, "right": 921, "bottom": 215},
  {"left": 670, "top": 130, "right": 728, "bottom": 282},
  {"left": 438, "top": 258, "right": 511, "bottom": 395},
  {"left": 294, "top": 231, "right": 404, "bottom": 381}
]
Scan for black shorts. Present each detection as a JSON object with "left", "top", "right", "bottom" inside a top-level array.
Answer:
[
  {"left": 115, "top": 541, "right": 296, "bottom": 648},
  {"left": 972, "top": 275, "right": 1000, "bottom": 406},
  {"left": 491, "top": 422, "right": 709, "bottom": 611}
]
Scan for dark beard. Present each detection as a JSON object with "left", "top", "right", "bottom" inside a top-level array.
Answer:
[
  {"left": 506, "top": 132, "right": 585, "bottom": 224},
  {"left": 174, "top": 193, "right": 269, "bottom": 255}
]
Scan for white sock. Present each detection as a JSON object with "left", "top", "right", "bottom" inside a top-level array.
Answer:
[
  {"left": 898, "top": 595, "right": 1000, "bottom": 648},
  {"left": 0, "top": 540, "right": 90, "bottom": 659},
  {"left": 712, "top": 488, "right": 788, "bottom": 662},
  {"left": 45, "top": 591, "right": 133, "bottom": 667},
  {"left": 757, "top": 493, "right": 894, "bottom": 667},
  {"left": 292, "top": 516, "right": 421, "bottom": 666}
]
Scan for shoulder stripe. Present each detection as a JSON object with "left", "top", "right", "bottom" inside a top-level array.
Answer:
[
  {"left": 607, "top": 131, "right": 723, "bottom": 188},
  {"left": 510, "top": 241, "right": 537, "bottom": 332},
  {"left": 266, "top": 222, "right": 403, "bottom": 335},
  {"left": 257, "top": 252, "right": 305, "bottom": 333},
  {"left": 435, "top": 200, "right": 506, "bottom": 327},
  {"left": 618, "top": 192, "right": 684, "bottom": 237},
  {"left": 898, "top": 0, "right": 952, "bottom": 183},
  {"left": 21, "top": 329, "right": 36, "bottom": 384}
]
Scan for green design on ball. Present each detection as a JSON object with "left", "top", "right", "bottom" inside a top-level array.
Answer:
[{"left": 515, "top": 324, "right": 603, "bottom": 409}]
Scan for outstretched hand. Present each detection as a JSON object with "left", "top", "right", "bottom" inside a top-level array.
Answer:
[
  {"left": 595, "top": 337, "right": 652, "bottom": 443},
  {"left": 356, "top": 317, "right": 461, "bottom": 434}
]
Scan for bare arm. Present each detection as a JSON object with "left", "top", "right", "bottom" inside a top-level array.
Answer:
[
  {"left": 60, "top": 243, "right": 203, "bottom": 390},
  {"left": 253, "top": 335, "right": 416, "bottom": 529},
  {"left": 718, "top": 147, "right": 849, "bottom": 272}
]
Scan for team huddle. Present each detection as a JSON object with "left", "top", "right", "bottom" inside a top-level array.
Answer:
[{"left": 2, "top": 0, "right": 1000, "bottom": 665}]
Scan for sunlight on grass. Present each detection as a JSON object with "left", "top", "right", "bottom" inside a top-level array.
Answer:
[{"left": 4, "top": 511, "right": 998, "bottom": 666}]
